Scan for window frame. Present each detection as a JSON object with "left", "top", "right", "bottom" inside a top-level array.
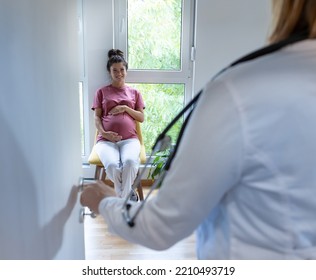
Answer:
[
  {"left": 113, "top": 0, "right": 196, "bottom": 105},
  {"left": 78, "top": 0, "right": 91, "bottom": 161}
]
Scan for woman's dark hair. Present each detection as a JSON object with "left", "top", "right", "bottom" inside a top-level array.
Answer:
[{"left": 106, "top": 49, "right": 128, "bottom": 72}]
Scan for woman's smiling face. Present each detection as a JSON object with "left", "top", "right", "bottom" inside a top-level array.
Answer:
[{"left": 110, "top": 62, "right": 127, "bottom": 85}]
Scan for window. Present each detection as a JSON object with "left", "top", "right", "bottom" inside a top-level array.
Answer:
[
  {"left": 115, "top": 0, "right": 196, "bottom": 152},
  {"left": 128, "top": 0, "right": 182, "bottom": 71}
]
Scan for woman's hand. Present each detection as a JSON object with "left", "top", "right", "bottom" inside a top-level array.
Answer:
[
  {"left": 102, "top": 131, "right": 122, "bottom": 142},
  {"left": 80, "top": 180, "right": 116, "bottom": 214},
  {"left": 108, "top": 105, "right": 127, "bottom": 115},
  {"left": 109, "top": 105, "right": 144, "bottom": 123}
]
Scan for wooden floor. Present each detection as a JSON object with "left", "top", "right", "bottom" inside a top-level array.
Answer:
[{"left": 84, "top": 187, "right": 197, "bottom": 260}]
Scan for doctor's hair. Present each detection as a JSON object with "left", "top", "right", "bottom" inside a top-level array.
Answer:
[
  {"left": 269, "top": 0, "right": 316, "bottom": 43},
  {"left": 106, "top": 49, "right": 128, "bottom": 72}
]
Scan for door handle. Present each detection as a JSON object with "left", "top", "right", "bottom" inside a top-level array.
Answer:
[{"left": 79, "top": 207, "right": 97, "bottom": 223}]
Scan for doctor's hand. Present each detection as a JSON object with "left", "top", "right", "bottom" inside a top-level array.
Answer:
[{"left": 80, "top": 180, "right": 116, "bottom": 214}]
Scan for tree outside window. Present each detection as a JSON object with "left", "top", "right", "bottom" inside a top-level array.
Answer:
[{"left": 127, "top": 0, "right": 185, "bottom": 152}]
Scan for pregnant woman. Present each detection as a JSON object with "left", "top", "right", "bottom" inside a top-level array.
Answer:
[{"left": 92, "top": 49, "right": 145, "bottom": 201}]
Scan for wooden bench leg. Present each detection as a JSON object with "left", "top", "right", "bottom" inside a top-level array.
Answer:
[
  {"left": 94, "top": 166, "right": 101, "bottom": 180},
  {"left": 137, "top": 181, "right": 144, "bottom": 201}
]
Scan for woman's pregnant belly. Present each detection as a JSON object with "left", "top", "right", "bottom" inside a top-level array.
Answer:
[{"left": 102, "top": 113, "right": 136, "bottom": 140}]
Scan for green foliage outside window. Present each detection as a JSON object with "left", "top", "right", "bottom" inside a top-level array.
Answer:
[
  {"left": 127, "top": 0, "right": 184, "bottom": 155},
  {"left": 128, "top": 0, "right": 182, "bottom": 70},
  {"left": 129, "top": 83, "right": 184, "bottom": 153}
]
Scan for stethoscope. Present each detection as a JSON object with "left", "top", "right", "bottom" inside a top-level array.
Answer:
[{"left": 122, "top": 32, "right": 309, "bottom": 227}]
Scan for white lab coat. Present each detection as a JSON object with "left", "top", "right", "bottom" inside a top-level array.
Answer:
[{"left": 99, "top": 39, "right": 316, "bottom": 259}]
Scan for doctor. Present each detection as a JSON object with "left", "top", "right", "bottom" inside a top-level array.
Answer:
[{"left": 80, "top": 0, "right": 316, "bottom": 259}]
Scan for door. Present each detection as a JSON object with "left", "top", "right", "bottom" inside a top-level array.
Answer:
[{"left": 0, "top": 0, "right": 85, "bottom": 259}]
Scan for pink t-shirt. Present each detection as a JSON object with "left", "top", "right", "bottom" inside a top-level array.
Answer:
[{"left": 92, "top": 84, "right": 145, "bottom": 142}]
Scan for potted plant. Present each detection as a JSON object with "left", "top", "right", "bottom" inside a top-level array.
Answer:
[{"left": 147, "top": 150, "right": 170, "bottom": 180}]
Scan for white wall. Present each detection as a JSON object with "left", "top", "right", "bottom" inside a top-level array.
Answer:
[
  {"left": 81, "top": 0, "right": 114, "bottom": 178},
  {"left": 83, "top": 0, "right": 114, "bottom": 154},
  {"left": 0, "top": 0, "right": 85, "bottom": 259},
  {"left": 194, "top": 0, "right": 271, "bottom": 92}
]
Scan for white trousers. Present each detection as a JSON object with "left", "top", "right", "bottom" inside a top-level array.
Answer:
[{"left": 95, "top": 138, "right": 140, "bottom": 198}]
